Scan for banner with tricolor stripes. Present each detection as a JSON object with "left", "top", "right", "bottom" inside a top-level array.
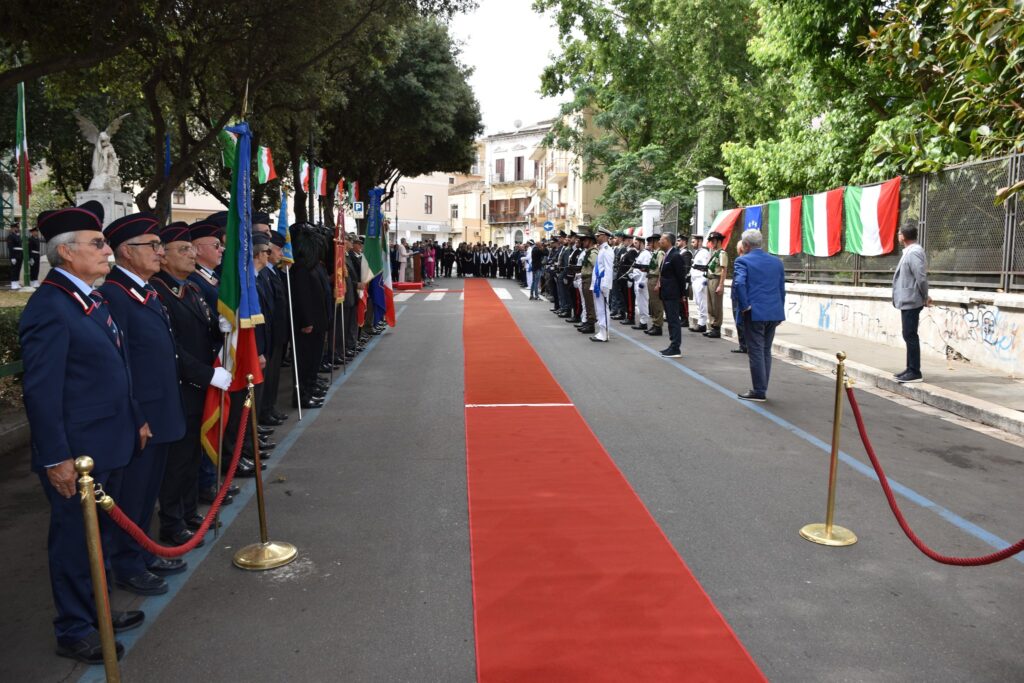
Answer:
[
  {"left": 708, "top": 207, "right": 743, "bottom": 245},
  {"left": 257, "top": 145, "right": 277, "bottom": 184},
  {"left": 767, "top": 196, "right": 802, "bottom": 256},
  {"left": 313, "top": 166, "right": 328, "bottom": 197},
  {"left": 843, "top": 177, "right": 901, "bottom": 256},
  {"left": 801, "top": 188, "right": 844, "bottom": 257},
  {"left": 15, "top": 81, "right": 30, "bottom": 205},
  {"left": 299, "top": 158, "right": 310, "bottom": 192}
]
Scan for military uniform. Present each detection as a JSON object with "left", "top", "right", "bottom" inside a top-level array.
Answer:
[
  {"left": 631, "top": 243, "right": 653, "bottom": 329},
  {"left": 578, "top": 233, "right": 598, "bottom": 333},
  {"left": 690, "top": 244, "right": 710, "bottom": 331},
  {"left": 590, "top": 228, "right": 616, "bottom": 341},
  {"left": 647, "top": 239, "right": 666, "bottom": 334},
  {"left": 705, "top": 237, "right": 728, "bottom": 337},
  {"left": 100, "top": 214, "right": 190, "bottom": 594}
]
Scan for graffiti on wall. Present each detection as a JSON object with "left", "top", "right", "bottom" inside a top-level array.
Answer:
[{"left": 926, "top": 304, "right": 1019, "bottom": 362}]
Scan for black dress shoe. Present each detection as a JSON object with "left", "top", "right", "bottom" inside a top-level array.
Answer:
[
  {"left": 146, "top": 557, "right": 187, "bottom": 576},
  {"left": 271, "top": 411, "right": 290, "bottom": 421},
  {"left": 241, "top": 455, "right": 267, "bottom": 470},
  {"left": 228, "top": 483, "right": 240, "bottom": 495},
  {"left": 185, "top": 514, "right": 221, "bottom": 531},
  {"left": 689, "top": 325, "right": 707, "bottom": 333},
  {"left": 112, "top": 610, "right": 145, "bottom": 633},
  {"left": 577, "top": 323, "right": 595, "bottom": 334},
  {"left": 56, "top": 632, "right": 124, "bottom": 664},
  {"left": 565, "top": 316, "right": 581, "bottom": 324},
  {"left": 631, "top": 324, "right": 647, "bottom": 330},
  {"left": 160, "top": 528, "right": 204, "bottom": 548},
  {"left": 233, "top": 459, "right": 256, "bottom": 478},
  {"left": 258, "top": 439, "right": 277, "bottom": 451},
  {"left": 299, "top": 398, "right": 324, "bottom": 409},
  {"left": 645, "top": 327, "right": 663, "bottom": 336},
  {"left": 704, "top": 329, "right": 721, "bottom": 338},
  {"left": 731, "top": 347, "right": 748, "bottom": 354},
  {"left": 115, "top": 571, "right": 169, "bottom": 596},
  {"left": 257, "top": 424, "right": 277, "bottom": 435},
  {"left": 198, "top": 486, "right": 234, "bottom": 505},
  {"left": 737, "top": 390, "right": 767, "bottom": 402}
]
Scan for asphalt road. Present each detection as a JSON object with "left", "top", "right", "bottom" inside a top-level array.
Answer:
[{"left": 1, "top": 276, "right": 1021, "bottom": 682}]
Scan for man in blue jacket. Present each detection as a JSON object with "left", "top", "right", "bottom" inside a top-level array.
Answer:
[
  {"left": 20, "top": 202, "right": 146, "bottom": 664},
  {"left": 732, "top": 229, "right": 786, "bottom": 401},
  {"left": 100, "top": 212, "right": 189, "bottom": 594}
]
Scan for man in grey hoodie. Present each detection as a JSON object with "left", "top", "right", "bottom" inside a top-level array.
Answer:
[{"left": 892, "top": 226, "right": 932, "bottom": 383}]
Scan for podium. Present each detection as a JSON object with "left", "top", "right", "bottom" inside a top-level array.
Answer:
[{"left": 412, "top": 254, "right": 422, "bottom": 283}]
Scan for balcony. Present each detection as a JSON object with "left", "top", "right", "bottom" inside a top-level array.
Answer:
[
  {"left": 489, "top": 174, "right": 535, "bottom": 188},
  {"left": 546, "top": 161, "right": 569, "bottom": 185},
  {"left": 488, "top": 211, "right": 528, "bottom": 225}
]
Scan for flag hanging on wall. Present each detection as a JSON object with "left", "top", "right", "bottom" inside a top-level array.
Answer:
[
  {"left": 257, "top": 146, "right": 277, "bottom": 184},
  {"left": 844, "top": 177, "right": 901, "bottom": 256},
  {"left": 801, "top": 187, "right": 844, "bottom": 257},
  {"left": 708, "top": 207, "right": 743, "bottom": 245},
  {"left": 767, "top": 197, "right": 802, "bottom": 256}
]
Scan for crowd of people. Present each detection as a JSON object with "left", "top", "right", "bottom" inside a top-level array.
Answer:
[
  {"left": 20, "top": 202, "right": 381, "bottom": 664},
  {"left": 507, "top": 226, "right": 787, "bottom": 401}
]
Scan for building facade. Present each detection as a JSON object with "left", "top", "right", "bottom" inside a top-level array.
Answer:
[{"left": 482, "top": 120, "right": 551, "bottom": 246}]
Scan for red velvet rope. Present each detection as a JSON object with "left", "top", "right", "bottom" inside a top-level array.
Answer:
[
  {"left": 845, "top": 386, "right": 1024, "bottom": 566},
  {"left": 103, "top": 404, "right": 251, "bottom": 558}
]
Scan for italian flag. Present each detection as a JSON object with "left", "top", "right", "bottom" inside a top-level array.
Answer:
[
  {"left": 360, "top": 190, "right": 395, "bottom": 327},
  {"left": 257, "top": 146, "right": 277, "bottom": 184},
  {"left": 801, "top": 187, "right": 844, "bottom": 257},
  {"left": 313, "top": 166, "right": 328, "bottom": 197},
  {"left": 218, "top": 128, "right": 237, "bottom": 169},
  {"left": 708, "top": 207, "right": 743, "bottom": 245},
  {"left": 15, "top": 82, "right": 30, "bottom": 205},
  {"left": 347, "top": 180, "right": 359, "bottom": 204},
  {"left": 767, "top": 196, "right": 802, "bottom": 255},
  {"left": 844, "top": 177, "right": 901, "bottom": 256},
  {"left": 299, "top": 158, "right": 310, "bottom": 192}
]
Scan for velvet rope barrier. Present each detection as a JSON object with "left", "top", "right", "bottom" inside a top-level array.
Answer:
[
  {"left": 845, "top": 386, "right": 1024, "bottom": 566},
  {"left": 100, "top": 404, "right": 251, "bottom": 559}
]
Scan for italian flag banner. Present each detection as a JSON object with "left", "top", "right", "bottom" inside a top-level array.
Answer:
[
  {"left": 801, "top": 187, "right": 844, "bottom": 257},
  {"left": 257, "top": 145, "right": 277, "bottom": 184},
  {"left": 767, "top": 196, "right": 802, "bottom": 256},
  {"left": 360, "top": 187, "right": 395, "bottom": 327},
  {"left": 708, "top": 207, "right": 743, "bottom": 245},
  {"left": 844, "top": 177, "right": 901, "bottom": 256},
  {"left": 15, "top": 82, "right": 30, "bottom": 205},
  {"left": 299, "top": 158, "right": 310, "bottom": 192},
  {"left": 313, "top": 166, "right": 328, "bottom": 196},
  {"left": 218, "top": 128, "right": 238, "bottom": 169}
]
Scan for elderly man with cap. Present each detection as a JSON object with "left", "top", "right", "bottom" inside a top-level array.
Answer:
[
  {"left": 188, "top": 219, "right": 224, "bottom": 315},
  {"left": 260, "top": 229, "right": 292, "bottom": 424},
  {"left": 99, "top": 212, "right": 190, "bottom": 594},
  {"left": 150, "top": 222, "right": 234, "bottom": 547},
  {"left": 589, "top": 227, "right": 616, "bottom": 342},
  {"left": 20, "top": 201, "right": 145, "bottom": 663}
]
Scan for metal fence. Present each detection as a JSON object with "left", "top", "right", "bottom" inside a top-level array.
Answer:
[{"left": 756, "top": 154, "right": 1024, "bottom": 291}]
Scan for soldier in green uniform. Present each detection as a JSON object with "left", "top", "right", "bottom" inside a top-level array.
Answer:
[
  {"left": 577, "top": 228, "right": 597, "bottom": 335},
  {"left": 704, "top": 231, "right": 728, "bottom": 338},
  {"left": 645, "top": 233, "right": 665, "bottom": 337}
]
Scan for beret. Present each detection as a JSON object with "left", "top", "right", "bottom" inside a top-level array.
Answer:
[
  {"left": 189, "top": 220, "right": 224, "bottom": 241},
  {"left": 37, "top": 201, "right": 104, "bottom": 241},
  {"left": 104, "top": 212, "right": 160, "bottom": 250},
  {"left": 161, "top": 222, "right": 191, "bottom": 244},
  {"left": 252, "top": 211, "right": 271, "bottom": 225},
  {"left": 252, "top": 232, "right": 271, "bottom": 247}
]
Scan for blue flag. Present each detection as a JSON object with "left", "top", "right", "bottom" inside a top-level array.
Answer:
[
  {"left": 593, "top": 262, "right": 604, "bottom": 298},
  {"left": 277, "top": 190, "right": 293, "bottom": 265},
  {"left": 743, "top": 205, "right": 763, "bottom": 233}
]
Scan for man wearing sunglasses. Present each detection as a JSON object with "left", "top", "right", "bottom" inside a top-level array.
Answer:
[
  {"left": 19, "top": 201, "right": 146, "bottom": 664},
  {"left": 99, "top": 212, "right": 190, "bottom": 596}
]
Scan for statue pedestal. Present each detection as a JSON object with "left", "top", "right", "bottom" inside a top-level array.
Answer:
[{"left": 75, "top": 190, "right": 135, "bottom": 227}]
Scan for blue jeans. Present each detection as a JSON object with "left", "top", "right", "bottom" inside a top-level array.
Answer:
[
  {"left": 744, "top": 313, "right": 779, "bottom": 397},
  {"left": 530, "top": 271, "right": 542, "bottom": 298}
]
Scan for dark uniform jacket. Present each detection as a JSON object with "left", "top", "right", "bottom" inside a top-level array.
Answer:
[
  {"left": 151, "top": 271, "right": 219, "bottom": 416},
  {"left": 659, "top": 247, "right": 690, "bottom": 302},
  {"left": 20, "top": 270, "right": 139, "bottom": 472},
  {"left": 290, "top": 263, "right": 329, "bottom": 333},
  {"left": 100, "top": 266, "right": 186, "bottom": 446},
  {"left": 189, "top": 264, "right": 220, "bottom": 315}
]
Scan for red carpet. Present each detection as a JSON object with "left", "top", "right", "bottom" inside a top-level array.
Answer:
[{"left": 463, "top": 279, "right": 765, "bottom": 682}]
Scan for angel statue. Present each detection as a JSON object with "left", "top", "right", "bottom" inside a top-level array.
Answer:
[{"left": 74, "top": 112, "right": 130, "bottom": 192}]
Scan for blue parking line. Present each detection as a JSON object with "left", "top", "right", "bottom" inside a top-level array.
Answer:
[
  {"left": 610, "top": 328, "right": 1024, "bottom": 566},
  {"left": 79, "top": 306, "right": 407, "bottom": 681}
]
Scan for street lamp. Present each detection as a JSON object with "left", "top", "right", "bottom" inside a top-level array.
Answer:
[{"left": 394, "top": 185, "right": 407, "bottom": 245}]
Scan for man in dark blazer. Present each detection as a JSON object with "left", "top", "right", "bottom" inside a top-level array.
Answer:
[
  {"left": 100, "top": 212, "right": 189, "bottom": 594},
  {"left": 151, "top": 223, "right": 234, "bottom": 546},
  {"left": 732, "top": 228, "right": 786, "bottom": 401},
  {"left": 20, "top": 202, "right": 145, "bottom": 663},
  {"left": 260, "top": 231, "right": 291, "bottom": 424},
  {"left": 656, "top": 233, "right": 689, "bottom": 358},
  {"left": 290, "top": 223, "right": 328, "bottom": 408}
]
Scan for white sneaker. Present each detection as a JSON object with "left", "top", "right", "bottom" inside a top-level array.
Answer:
[
  {"left": 10, "top": 282, "right": 20, "bottom": 290},
  {"left": 30, "top": 280, "right": 39, "bottom": 287}
]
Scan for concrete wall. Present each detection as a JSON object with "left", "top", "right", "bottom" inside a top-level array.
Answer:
[{"left": 775, "top": 283, "right": 1024, "bottom": 377}]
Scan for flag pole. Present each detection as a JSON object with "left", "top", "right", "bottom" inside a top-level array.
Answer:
[
  {"left": 284, "top": 265, "right": 303, "bottom": 421},
  {"left": 214, "top": 336, "right": 228, "bottom": 539}
]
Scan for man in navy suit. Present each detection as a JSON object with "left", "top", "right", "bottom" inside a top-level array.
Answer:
[
  {"left": 100, "top": 213, "right": 190, "bottom": 594},
  {"left": 732, "top": 228, "right": 786, "bottom": 401},
  {"left": 19, "top": 202, "right": 146, "bottom": 663},
  {"left": 656, "top": 233, "right": 690, "bottom": 358}
]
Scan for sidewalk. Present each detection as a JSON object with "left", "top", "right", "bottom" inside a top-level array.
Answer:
[{"left": 703, "top": 314, "right": 1024, "bottom": 437}]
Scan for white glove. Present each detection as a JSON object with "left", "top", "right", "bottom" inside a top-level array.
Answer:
[
  {"left": 210, "top": 367, "right": 231, "bottom": 390},
  {"left": 218, "top": 315, "right": 232, "bottom": 334}
]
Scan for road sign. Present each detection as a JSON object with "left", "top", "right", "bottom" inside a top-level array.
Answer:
[
  {"left": 353, "top": 202, "right": 365, "bottom": 219},
  {"left": 543, "top": 220, "right": 555, "bottom": 232}
]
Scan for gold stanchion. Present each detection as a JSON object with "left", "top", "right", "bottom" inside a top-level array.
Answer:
[
  {"left": 75, "top": 456, "right": 121, "bottom": 681},
  {"left": 233, "top": 375, "right": 298, "bottom": 570},
  {"left": 800, "top": 352, "right": 858, "bottom": 547}
]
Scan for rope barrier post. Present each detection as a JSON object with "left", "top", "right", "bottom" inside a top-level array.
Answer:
[
  {"left": 233, "top": 375, "right": 298, "bottom": 571},
  {"left": 800, "top": 352, "right": 858, "bottom": 547},
  {"left": 74, "top": 456, "right": 121, "bottom": 682}
]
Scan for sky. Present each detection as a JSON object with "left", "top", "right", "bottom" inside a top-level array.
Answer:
[{"left": 449, "top": 0, "right": 564, "bottom": 136}]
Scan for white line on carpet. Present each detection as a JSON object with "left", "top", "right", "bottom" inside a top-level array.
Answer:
[{"left": 465, "top": 403, "right": 575, "bottom": 408}]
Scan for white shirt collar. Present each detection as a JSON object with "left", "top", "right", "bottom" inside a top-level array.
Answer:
[
  {"left": 116, "top": 264, "right": 149, "bottom": 289},
  {"left": 54, "top": 268, "right": 94, "bottom": 296}
]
